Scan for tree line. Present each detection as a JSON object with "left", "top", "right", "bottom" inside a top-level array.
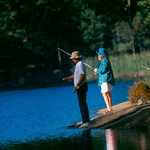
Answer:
[{"left": 0, "top": 0, "right": 149, "bottom": 86}]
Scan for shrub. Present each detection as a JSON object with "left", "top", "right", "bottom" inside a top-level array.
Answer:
[{"left": 128, "top": 81, "right": 150, "bottom": 104}]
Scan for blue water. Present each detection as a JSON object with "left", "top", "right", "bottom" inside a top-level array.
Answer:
[{"left": 0, "top": 81, "right": 132, "bottom": 144}]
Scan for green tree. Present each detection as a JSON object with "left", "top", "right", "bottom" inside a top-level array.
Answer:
[
  {"left": 80, "top": 8, "right": 106, "bottom": 52},
  {"left": 136, "top": 0, "right": 150, "bottom": 49}
]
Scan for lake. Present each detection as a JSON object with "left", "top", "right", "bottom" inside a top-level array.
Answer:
[{"left": 0, "top": 81, "right": 150, "bottom": 150}]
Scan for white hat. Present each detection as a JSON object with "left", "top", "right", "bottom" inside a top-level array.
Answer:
[{"left": 70, "top": 51, "right": 81, "bottom": 59}]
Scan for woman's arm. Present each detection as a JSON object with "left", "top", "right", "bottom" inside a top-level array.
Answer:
[{"left": 100, "top": 59, "right": 109, "bottom": 74}]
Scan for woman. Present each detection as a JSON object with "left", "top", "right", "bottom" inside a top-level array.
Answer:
[{"left": 95, "top": 48, "right": 115, "bottom": 112}]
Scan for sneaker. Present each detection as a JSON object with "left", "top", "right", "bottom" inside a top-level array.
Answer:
[
  {"left": 75, "top": 121, "right": 83, "bottom": 127},
  {"left": 79, "top": 122, "right": 89, "bottom": 128}
]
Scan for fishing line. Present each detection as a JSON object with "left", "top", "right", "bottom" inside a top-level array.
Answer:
[
  {"left": 57, "top": 48, "right": 94, "bottom": 71},
  {"left": 57, "top": 49, "right": 62, "bottom": 65}
]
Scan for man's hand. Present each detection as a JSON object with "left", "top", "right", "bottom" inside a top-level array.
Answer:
[
  {"left": 62, "top": 77, "right": 67, "bottom": 81},
  {"left": 75, "top": 85, "right": 80, "bottom": 90}
]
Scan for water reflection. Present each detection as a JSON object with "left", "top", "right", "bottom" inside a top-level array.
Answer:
[
  {"left": 0, "top": 129, "right": 92, "bottom": 150},
  {"left": 139, "top": 131, "right": 147, "bottom": 150},
  {"left": 105, "top": 129, "right": 117, "bottom": 150},
  {"left": 104, "top": 128, "right": 150, "bottom": 150},
  {"left": 81, "top": 129, "right": 92, "bottom": 150},
  {"left": 2, "top": 128, "right": 150, "bottom": 150},
  {"left": 125, "top": 128, "right": 150, "bottom": 150}
]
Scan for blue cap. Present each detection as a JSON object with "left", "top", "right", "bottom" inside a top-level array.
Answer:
[{"left": 96, "top": 48, "right": 106, "bottom": 56}]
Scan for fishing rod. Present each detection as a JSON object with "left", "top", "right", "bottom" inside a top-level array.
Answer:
[{"left": 57, "top": 48, "right": 95, "bottom": 71}]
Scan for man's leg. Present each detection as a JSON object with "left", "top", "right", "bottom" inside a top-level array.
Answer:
[{"left": 77, "top": 90, "right": 90, "bottom": 123}]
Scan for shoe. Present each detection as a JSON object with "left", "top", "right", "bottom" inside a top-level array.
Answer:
[
  {"left": 74, "top": 121, "right": 83, "bottom": 127},
  {"left": 79, "top": 122, "right": 89, "bottom": 128}
]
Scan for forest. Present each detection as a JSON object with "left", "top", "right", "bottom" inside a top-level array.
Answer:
[{"left": 0, "top": 0, "right": 150, "bottom": 87}]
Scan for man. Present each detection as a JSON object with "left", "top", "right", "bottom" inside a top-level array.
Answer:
[{"left": 63, "top": 51, "right": 90, "bottom": 126}]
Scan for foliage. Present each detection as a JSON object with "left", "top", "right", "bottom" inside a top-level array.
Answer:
[
  {"left": 80, "top": 8, "right": 106, "bottom": 50},
  {"left": 136, "top": 0, "right": 150, "bottom": 49},
  {"left": 128, "top": 81, "right": 150, "bottom": 104},
  {"left": 0, "top": 0, "right": 150, "bottom": 86},
  {"left": 138, "top": 0, "right": 150, "bottom": 28},
  {"left": 112, "top": 21, "right": 133, "bottom": 52},
  {"left": 0, "top": 0, "right": 149, "bottom": 58},
  {"left": 111, "top": 52, "right": 150, "bottom": 78},
  {"left": 85, "top": 51, "right": 150, "bottom": 81}
]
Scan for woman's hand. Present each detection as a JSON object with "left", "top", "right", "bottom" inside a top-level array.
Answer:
[{"left": 93, "top": 68, "right": 97, "bottom": 75}]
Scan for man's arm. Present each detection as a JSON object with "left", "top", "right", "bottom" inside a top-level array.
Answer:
[
  {"left": 62, "top": 75, "right": 74, "bottom": 81},
  {"left": 76, "top": 74, "right": 86, "bottom": 89}
]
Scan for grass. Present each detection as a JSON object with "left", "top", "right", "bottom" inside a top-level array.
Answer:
[{"left": 85, "top": 51, "right": 150, "bottom": 82}]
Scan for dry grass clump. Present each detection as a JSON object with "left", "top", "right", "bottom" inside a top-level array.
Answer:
[{"left": 128, "top": 81, "right": 150, "bottom": 104}]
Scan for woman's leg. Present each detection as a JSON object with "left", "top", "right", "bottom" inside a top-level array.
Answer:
[
  {"left": 102, "top": 92, "right": 112, "bottom": 112},
  {"left": 101, "top": 83, "right": 113, "bottom": 112},
  {"left": 107, "top": 91, "right": 112, "bottom": 109}
]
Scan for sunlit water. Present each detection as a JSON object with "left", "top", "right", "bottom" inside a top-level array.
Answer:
[{"left": 1, "top": 81, "right": 150, "bottom": 150}]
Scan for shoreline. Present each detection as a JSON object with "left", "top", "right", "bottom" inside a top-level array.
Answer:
[
  {"left": 0, "top": 76, "right": 135, "bottom": 92},
  {"left": 1, "top": 51, "right": 150, "bottom": 91}
]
